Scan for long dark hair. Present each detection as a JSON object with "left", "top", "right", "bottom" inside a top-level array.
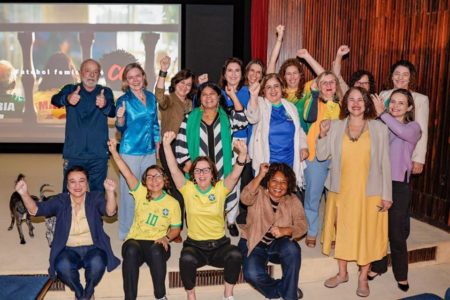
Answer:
[
  {"left": 349, "top": 70, "right": 376, "bottom": 94},
  {"left": 219, "top": 57, "right": 244, "bottom": 90},
  {"left": 196, "top": 81, "right": 229, "bottom": 114}
]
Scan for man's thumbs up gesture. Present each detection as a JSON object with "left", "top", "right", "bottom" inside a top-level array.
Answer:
[
  {"left": 96, "top": 88, "right": 106, "bottom": 108},
  {"left": 68, "top": 85, "right": 81, "bottom": 106}
]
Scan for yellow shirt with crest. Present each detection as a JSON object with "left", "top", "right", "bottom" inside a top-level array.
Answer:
[
  {"left": 127, "top": 182, "right": 181, "bottom": 241},
  {"left": 179, "top": 180, "right": 229, "bottom": 241}
]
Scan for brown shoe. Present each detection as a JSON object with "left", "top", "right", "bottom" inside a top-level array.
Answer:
[
  {"left": 324, "top": 273, "right": 349, "bottom": 288},
  {"left": 305, "top": 236, "right": 316, "bottom": 248},
  {"left": 356, "top": 279, "right": 370, "bottom": 297}
]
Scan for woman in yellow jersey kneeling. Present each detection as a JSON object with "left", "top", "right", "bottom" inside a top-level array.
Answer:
[
  {"left": 108, "top": 139, "right": 181, "bottom": 300},
  {"left": 163, "top": 131, "right": 247, "bottom": 300}
]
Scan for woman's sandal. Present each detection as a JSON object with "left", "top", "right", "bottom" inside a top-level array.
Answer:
[{"left": 305, "top": 237, "right": 316, "bottom": 248}]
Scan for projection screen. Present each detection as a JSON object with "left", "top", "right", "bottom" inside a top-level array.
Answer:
[{"left": 0, "top": 3, "right": 181, "bottom": 143}]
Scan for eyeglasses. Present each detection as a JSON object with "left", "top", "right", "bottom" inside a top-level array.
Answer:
[
  {"left": 146, "top": 174, "right": 163, "bottom": 181},
  {"left": 193, "top": 167, "right": 211, "bottom": 175},
  {"left": 355, "top": 81, "right": 370, "bottom": 86}
]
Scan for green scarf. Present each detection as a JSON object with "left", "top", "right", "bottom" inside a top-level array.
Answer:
[{"left": 185, "top": 107, "right": 233, "bottom": 177}]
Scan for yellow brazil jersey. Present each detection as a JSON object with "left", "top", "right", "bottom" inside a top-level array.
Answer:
[
  {"left": 126, "top": 182, "right": 182, "bottom": 241},
  {"left": 179, "top": 180, "right": 229, "bottom": 241}
]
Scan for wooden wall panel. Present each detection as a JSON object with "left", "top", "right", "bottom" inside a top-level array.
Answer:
[{"left": 267, "top": 0, "right": 450, "bottom": 229}]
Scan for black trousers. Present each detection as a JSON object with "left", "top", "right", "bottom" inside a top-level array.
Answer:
[
  {"left": 236, "top": 161, "right": 254, "bottom": 224},
  {"left": 122, "top": 239, "right": 170, "bottom": 300},
  {"left": 159, "top": 142, "right": 185, "bottom": 226},
  {"left": 371, "top": 181, "right": 411, "bottom": 281},
  {"left": 179, "top": 236, "right": 242, "bottom": 290}
]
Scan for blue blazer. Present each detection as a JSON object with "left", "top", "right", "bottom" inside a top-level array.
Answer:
[{"left": 36, "top": 192, "right": 120, "bottom": 278}]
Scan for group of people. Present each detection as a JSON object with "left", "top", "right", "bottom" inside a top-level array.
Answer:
[{"left": 14, "top": 24, "right": 428, "bottom": 300}]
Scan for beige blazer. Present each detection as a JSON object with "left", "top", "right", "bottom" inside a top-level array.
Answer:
[
  {"left": 380, "top": 89, "right": 429, "bottom": 164},
  {"left": 316, "top": 118, "right": 392, "bottom": 201}
]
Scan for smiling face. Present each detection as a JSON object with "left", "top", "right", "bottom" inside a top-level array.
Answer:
[
  {"left": 267, "top": 171, "right": 288, "bottom": 201},
  {"left": 353, "top": 74, "right": 370, "bottom": 91},
  {"left": 389, "top": 92, "right": 412, "bottom": 122},
  {"left": 284, "top": 65, "right": 300, "bottom": 89},
  {"left": 263, "top": 77, "right": 282, "bottom": 104},
  {"left": 392, "top": 65, "right": 410, "bottom": 89},
  {"left": 193, "top": 160, "right": 213, "bottom": 189},
  {"left": 246, "top": 63, "right": 263, "bottom": 85},
  {"left": 200, "top": 86, "right": 219, "bottom": 110},
  {"left": 347, "top": 89, "right": 365, "bottom": 118},
  {"left": 174, "top": 77, "right": 193, "bottom": 100},
  {"left": 225, "top": 62, "right": 242, "bottom": 88},
  {"left": 67, "top": 171, "right": 88, "bottom": 199},
  {"left": 319, "top": 74, "right": 337, "bottom": 100},
  {"left": 80, "top": 60, "right": 100, "bottom": 91},
  {"left": 125, "top": 67, "right": 144, "bottom": 92},
  {"left": 144, "top": 168, "right": 165, "bottom": 193}
]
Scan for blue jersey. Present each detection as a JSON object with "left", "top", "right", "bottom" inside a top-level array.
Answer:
[{"left": 269, "top": 104, "right": 295, "bottom": 167}]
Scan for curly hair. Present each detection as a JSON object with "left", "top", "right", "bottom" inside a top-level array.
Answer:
[
  {"left": 189, "top": 156, "right": 219, "bottom": 186},
  {"left": 219, "top": 57, "right": 244, "bottom": 91},
  {"left": 349, "top": 70, "right": 376, "bottom": 94},
  {"left": 278, "top": 58, "right": 305, "bottom": 99},
  {"left": 141, "top": 165, "right": 171, "bottom": 201},
  {"left": 339, "top": 86, "right": 377, "bottom": 120},
  {"left": 260, "top": 163, "right": 297, "bottom": 195}
]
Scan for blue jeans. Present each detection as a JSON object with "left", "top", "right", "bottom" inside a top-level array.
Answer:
[
  {"left": 118, "top": 153, "right": 156, "bottom": 240},
  {"left": 239, "top": 238, "right": 301, "bottom": 300},
  {"left": 63, "top": 158, "right": 108, "bottom": 193},
  {"left": 54, "top": 245, "right": 107, "bottom": 300},
  {"left": 304, "top": 158, "right": 330, "bottom": 237}
]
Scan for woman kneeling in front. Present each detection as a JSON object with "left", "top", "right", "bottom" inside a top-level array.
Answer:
[{"left": 238, "top": 162, "right": 307, "bottom": 300}]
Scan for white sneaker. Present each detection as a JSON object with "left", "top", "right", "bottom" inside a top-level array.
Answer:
[{"left": 223, "top": 296, "right": 235, "bottom": 300}]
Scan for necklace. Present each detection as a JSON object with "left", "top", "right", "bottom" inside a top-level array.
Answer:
[{"left": 347, "top": 120, "right": 366, "bottom": 142}]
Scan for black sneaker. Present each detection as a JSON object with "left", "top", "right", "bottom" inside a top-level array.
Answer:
[
  {"left": 297, "top": 287, "right": 303, "bottom": 299},
  {"left": 227, "top": 223, "right": 239, "bottom": 237}
]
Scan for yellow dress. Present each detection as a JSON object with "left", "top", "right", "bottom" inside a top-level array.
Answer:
[{"left": 321, "top": 130, "right": 388, "bottom": 266}]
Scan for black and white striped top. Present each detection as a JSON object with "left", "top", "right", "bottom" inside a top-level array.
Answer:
[{"left": 260, "top": 198, "right": 280, "bottom": 245}]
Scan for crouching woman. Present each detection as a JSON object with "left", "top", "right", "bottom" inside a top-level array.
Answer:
[
  {"left": 238, "top": 163, "right": 307, "bottom": 300},
  {"left": 15, "top": 166, "right": 120, "bottom": 300}
]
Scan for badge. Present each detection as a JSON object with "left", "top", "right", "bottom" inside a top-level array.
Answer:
[
  {"left": 208, "top": 194, "right": 216, "bottom": 201},
  {"left": 162, "top": 208, "right": 169, "bottom": 216}
]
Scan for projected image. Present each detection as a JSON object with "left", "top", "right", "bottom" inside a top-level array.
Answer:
[{"left": 0, "top": 3, "right": 180, "bottom": 142}]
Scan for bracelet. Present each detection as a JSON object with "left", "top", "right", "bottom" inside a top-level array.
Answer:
[
  {"left": 236, "top": 158, "right": 246, "bottom": 166},
  {"left": 159, "top": 70, "right": 168, "bottom": 78}
]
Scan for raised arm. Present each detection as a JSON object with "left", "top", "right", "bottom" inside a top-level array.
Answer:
[
  {"left": 245, "top": 82, "right": 261, "bottom": 124},
  {"left": 316, "top": 119, "right": 332, "bottom": 161},
  {"left": 240, "top": 163, "right": 269, "bottom": 205},
  {"left": 15, "top": 180, "right": 38, "bottom": 215},
  {"left": 163, "top": 131, "right": 186, "bottom": 189},
  {"left": 296, "top": 49, "right": 325, "bottom": 76},
  {"left": 103, "top": 178, "right": 118, "bottom": 216},
  {"left": 51, "top": 84, "right": 80, "bottom": 107},
  {"left": 225, "top": 86, "right": 244, "bottom": 111},
  {"left": 332, "top": 45, "right": 350, "bottom": 94},
  {"left": 108, "top": 138, "right": 139, "bottom": 190},
  {"left": 266, "top": 25, "right": 285, "bottom": 74},
  {"left": 155, "top": 56, "right": 171, "bottom": 109},
  {"left": 223, "top": 140, "right": 247, "bottom": 191}
]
